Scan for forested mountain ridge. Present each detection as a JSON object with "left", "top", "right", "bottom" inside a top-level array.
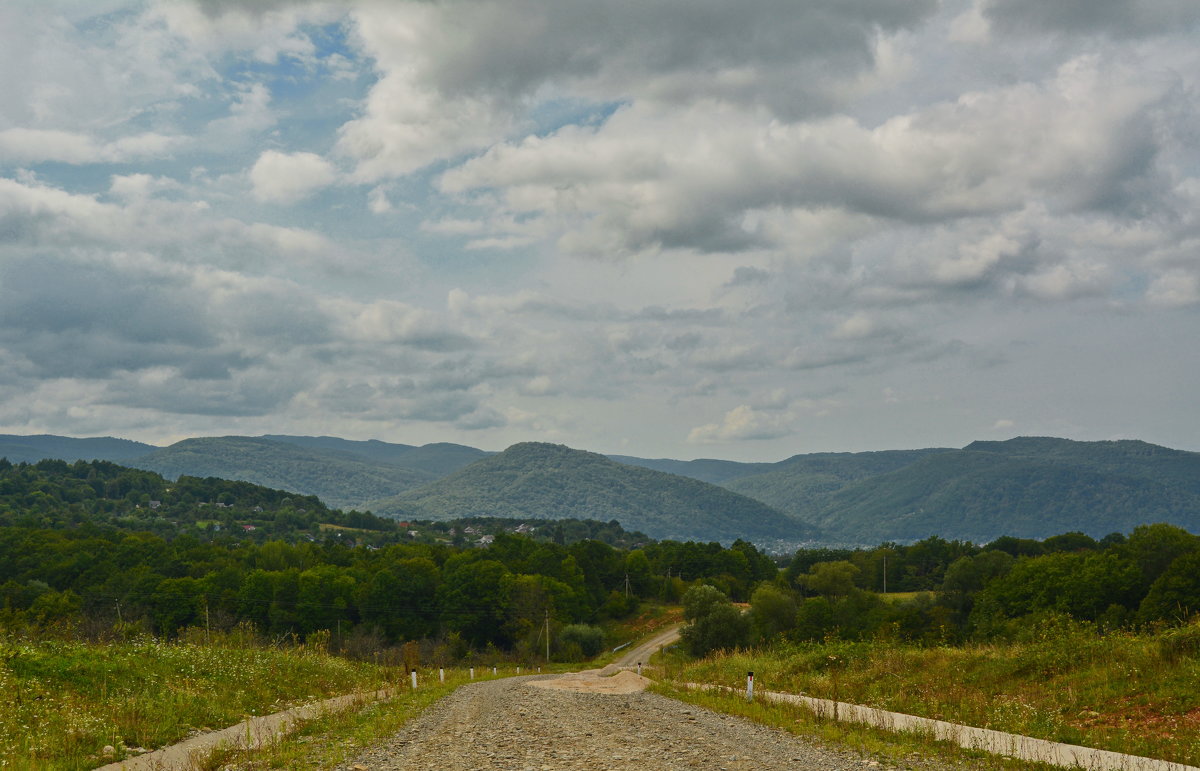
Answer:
[
  {"left": 0, "top": 434, "right": 156, "bottom": 464},
  {"left": 5, "top": 433, "right": 1200, "bottom": 546},
  {"left": 261, "top": 435, "right": 489, "bottom": 476},
  {"left": 804, "top": 438, "right": 1200, "bottom": 543},
  {"left": 129, "top": 437, "right": 437, "bottom": 511},
  {"left": 717, "top": 449, "right": 951, "bottom": 515},
  {"left": 605, "top": 455, "right": 776, "bottom": 484},
  {"left": 371, "top": 442, "right": 819, "bottom": 544}
]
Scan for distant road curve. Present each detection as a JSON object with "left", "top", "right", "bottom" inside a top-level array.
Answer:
[{"left": 610, "top": 623, "right": 682, "bottom": 671}]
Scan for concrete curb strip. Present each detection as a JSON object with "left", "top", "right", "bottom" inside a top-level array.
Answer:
[
  {"left": 685, "top": 682, "right": 1199, "bottom": 771},
  {"left": 92, "top": 687, "right": 398, "bottom": 771}
]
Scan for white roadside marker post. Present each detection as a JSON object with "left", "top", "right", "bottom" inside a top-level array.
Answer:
[
  {"left": 637, "top": 662, "right": 642, "bottom": 676},
  {"left": 411, "top": 669, "right": 418, "bottom": 690},
  {"left": 440, "top": 667, "right": 445, "bottom": 683},
  {"left": 493, "top": 666, "right": 497, "bottom": 676},
  {"left": 470, "top": 667, "right": 475, "bottom": 679},
  {"left": 746, "top": 671, "right": 754, "bottom": 702}
]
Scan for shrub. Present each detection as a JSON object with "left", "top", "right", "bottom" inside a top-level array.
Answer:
[{"left": 558, "top": 623, "right": 605, "bottom": 658}]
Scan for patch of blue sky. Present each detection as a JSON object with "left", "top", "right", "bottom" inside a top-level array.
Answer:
[
  {"left": 69, "top": 3, "right": 141, "bottom": 38},
  {"left": 11, "top": 164, "right": 120, "bottom": 197},
  {"left": 527, "top": 98, "right": 625, "bottom": 137}
]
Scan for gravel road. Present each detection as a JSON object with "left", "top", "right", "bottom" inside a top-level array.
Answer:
[{"left": 332, "top": 675, "right": 958, "bottom": 771}]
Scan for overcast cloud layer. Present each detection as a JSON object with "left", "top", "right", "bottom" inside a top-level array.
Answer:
[{"left": 1, "top": 0, "right": 1197, "bottom": 460}]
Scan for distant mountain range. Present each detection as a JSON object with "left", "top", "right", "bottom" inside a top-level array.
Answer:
[
  {"left": 368, "top": 442, "right": 812, "bottom": 543},
  {"left": 3, "top": 433, "right": 1199, "bottom": 545},
  {"left": 0, "top": 434, "right": 155, "bottom": 463}
]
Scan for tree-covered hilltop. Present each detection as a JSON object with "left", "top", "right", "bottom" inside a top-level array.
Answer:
[
  {"left": 372, "top": 442, "right": 819, "bottom": 543},
  {"left": 262, "top": 435, "right": 489, "bottom": 476},
  {"left": 801, "top": 438, "right": 1200, "bottom": 543},
  {"left": 0, "top": 457, "right": 398, "bottom": 540},
  {"left": 130, "top": 436, "right": 439, "bottom": 511},
  {"left": 607, "top": 455, "right": 777, "bottom": 484},
  {"left": 0, "top": 434, "right": 156, "bottom": 464},
  {"left": 718, "top": 448, "right": 949, "bottom": 515},
  {"left": 0, "top": 458, "right": 663, "bottom": 552}
]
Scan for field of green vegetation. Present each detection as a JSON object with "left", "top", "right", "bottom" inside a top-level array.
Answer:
[
  {"left": 652, "top": 522, "right": 1200, "bottom": 766},
  {"left": 668, "top": 619, "right": 1200, "bottom": 765},
  {"left": 5, "top": 453, "right": 1200, "bottom": 768},
  {"left": 0, "top": 629, "right": 395, "bottom": 770}
]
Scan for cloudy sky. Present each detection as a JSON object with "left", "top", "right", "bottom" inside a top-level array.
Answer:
[{"left": 1, "top": 0, "right": 1198, "bottom": 460}]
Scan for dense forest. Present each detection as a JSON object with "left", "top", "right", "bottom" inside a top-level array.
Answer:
[
  {"left": 0, "top": 458, "right": 775, "bottom": 658},
  {"left": 9, "top": 433, "right": 1200, "bottom": 546},
  {"left": 680, "top": 524, "right": 1200, "bottom": 656},
  {"left": 741, "top": 438, "right": 1200, "bottom": 543},
  {"left": 374, "top": 441, "right": 813, "bottom": 543},
  {"left": 3, "top": 457, "right": 1199, "bottom": 664}
]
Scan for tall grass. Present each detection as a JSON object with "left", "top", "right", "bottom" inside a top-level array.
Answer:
[
  {"left": 0, "top": 628, "right": 398, "bottom": 770},
  {"left": 670, "top": 617, "right": 1200, "bottom": 766}
]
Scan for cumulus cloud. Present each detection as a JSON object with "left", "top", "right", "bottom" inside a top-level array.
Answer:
[
  {"left": 0, "top": 129, "right": 183, "bottom": 165},
  {"left": 335, "top": 0, "right": 938, "bottom": 180},
  {"left": 250, "top": 150, "right": 338, "bottom": 203},
  {"left": 1, "top": 1, "right": 1198, "bottom": 454},
  {"left": 688, "top": 405, "right": 794, "bottom": 443},
  {"left": 438, "top": 52, "right": 1176, "bottom": 264}
]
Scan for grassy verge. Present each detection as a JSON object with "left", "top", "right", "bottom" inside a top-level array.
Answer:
[
  {"left": 196, "top": 671, "right": 474, "bottom": 770},
  {"left": 664, "top": 619, "right": 1200, "bottom": 766},
  {"left": 0, "top": 631, "right": 405, "bottom": 770},
  {"left": 649, "top": 680, "right": 1057, "bottom": 770}
]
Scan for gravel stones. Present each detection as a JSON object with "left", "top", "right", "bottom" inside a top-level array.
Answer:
[{"left": 332, "top": 676, "right": 968, "bottom": 771}]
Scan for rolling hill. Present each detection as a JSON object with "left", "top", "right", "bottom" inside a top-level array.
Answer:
[
  {"left": 262, "top": 435, "right": 489, "bottom": 475},
  {"left": 717, "top": 449, "right": 950, "bottom": 516},
  {"left": 369, "top": 442, "right": 819, "bottom": 543},
  {"left": 802, "top": 438, "right": 1200, "bottom": 543},
  {"left": 129, "top": 436, "right": 438, "bottom": 511},
  {"left": 0, "top": 434, "right": 156, "bottom": 464},
  {"left": 606, "top": 455, "right": 775, "bottom": 484}
]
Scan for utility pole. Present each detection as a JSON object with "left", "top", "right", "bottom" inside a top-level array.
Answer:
[
  {"left": 624, "top": 572, "right": 630, "bottom": 598},
  {"left": 882, "top": 553, "right": 888, "bottom": 595},
  {"left": 205, "top": 598, "right": 211, "bottom": 644},
  {"left": 544, "top": 608, "right": 550, "bottom": 663}
]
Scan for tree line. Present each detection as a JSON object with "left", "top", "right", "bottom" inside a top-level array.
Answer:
[{"left": 680, "top": 524, "right": 1200, "bottom": 655}]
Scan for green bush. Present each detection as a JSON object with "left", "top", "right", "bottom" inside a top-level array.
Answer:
[
  {"left": 558, "top": 623, "right": 605, "bottom": 658},
  {"left": 1158, "top": 619, "right": 1200, "bottom": 663},
  {"left": 680, "top": 585, "right": 750, "bottom": 656}
]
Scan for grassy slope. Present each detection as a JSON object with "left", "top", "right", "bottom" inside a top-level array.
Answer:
[
  {"left": 0, "top": 633, "right": 391, "bottom": 770},
  {"left": 371, "top": 442, "right": 818, "bottom": 543},
  {"left": 672, "top": 620, "right": 1200, "bottom": 766}
]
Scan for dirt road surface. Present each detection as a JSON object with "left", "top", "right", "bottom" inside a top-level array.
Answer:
[
  {"left": 608, "top": 623, "right": 682, "bottom": 671},
  {"left": 334, "top": 675, "right": 894, "bottom": 770}
]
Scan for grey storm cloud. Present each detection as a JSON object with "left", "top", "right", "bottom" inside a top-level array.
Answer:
[
  {"left": 983, "top": 0, "right": 1200, "bottom": 38},
  {"left": 101, "top": 368, "right": 302, "bottom": 417},
  {"left": 384, "top": 0, "right": 937, "bottom": 112}
]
